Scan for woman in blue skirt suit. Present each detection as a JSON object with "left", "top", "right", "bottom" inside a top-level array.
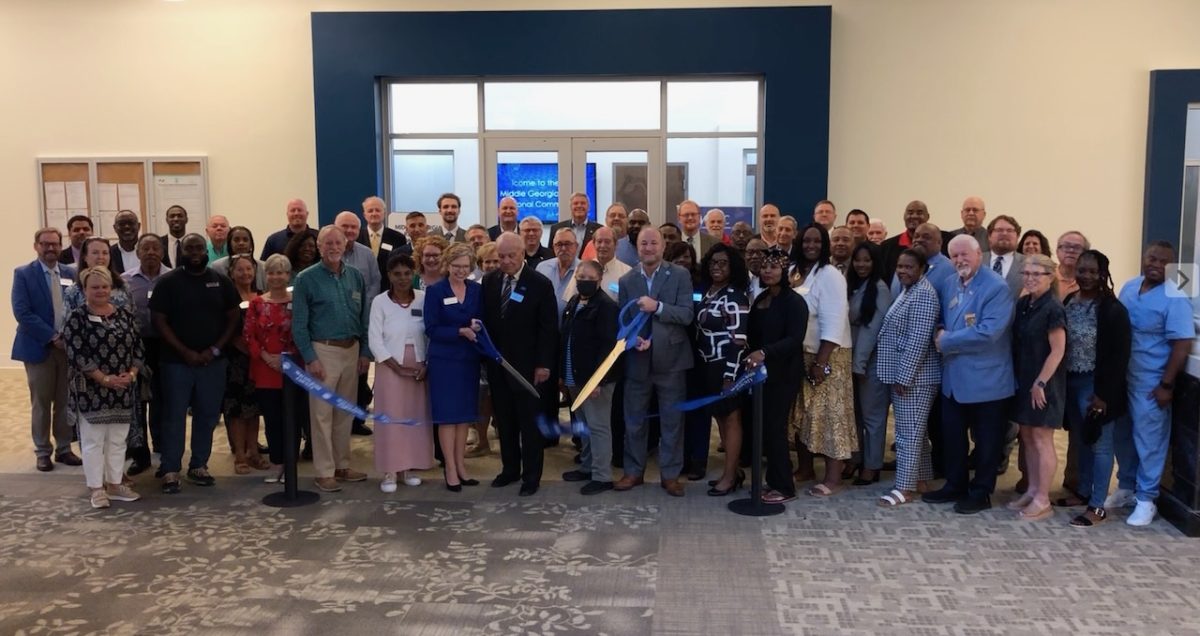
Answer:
[{"left": 423, "top": 242, "right": 483, "bottom": 492}]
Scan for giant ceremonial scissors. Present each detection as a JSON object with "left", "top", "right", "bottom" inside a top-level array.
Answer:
[
  {"left": 472, "top": 320, "right": 541, "bottom": 399},
  {"left": 569, "top": 299, "right": 651, "bottom": 412}
]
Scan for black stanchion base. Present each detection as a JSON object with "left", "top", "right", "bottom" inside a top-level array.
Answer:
[
  {"left": 262, "top": 490, "right": 321, "bottom": 508},
  {"left": 728, "top": 497, "right": 785, "bottom": 517}
]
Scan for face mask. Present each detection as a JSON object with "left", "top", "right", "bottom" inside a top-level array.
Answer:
[{"left": 576, "top": 280, "right": 599, "bottom": 298}]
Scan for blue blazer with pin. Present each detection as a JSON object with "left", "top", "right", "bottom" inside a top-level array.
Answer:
[
  {"left": 937, "top": 268, "right": 1016, "bottom": 403},
  {"left": 12, "top": 260, "right": 77, "bottom": 363}
]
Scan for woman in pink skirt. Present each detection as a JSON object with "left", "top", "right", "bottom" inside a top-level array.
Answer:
[{"left": 368, "top": 253, "right": 435, "bottom": 492}]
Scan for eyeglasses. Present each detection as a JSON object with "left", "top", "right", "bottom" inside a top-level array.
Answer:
[
  {"left": 1057, "top": 243, "right": 1084, "bottom": 253},
  {"left": 1020, "top": 271, "right": 1053, "bottom": 277},
  {"left": 37, "top": 241, "right": 61, "bottom": 248},
  {"left": 553, "top": 242, "right": 576, "bottom": 249}
]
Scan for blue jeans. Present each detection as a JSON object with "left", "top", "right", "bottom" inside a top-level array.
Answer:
[
  {"left": 1122, "top": 382, "right": 1173, "bottom": 503},
  {"left": 159, "top": 360, "right": 227, "bottom": 474},
  {"left": 1065, "top": 373, "right": 1115, "bottom": 508}
]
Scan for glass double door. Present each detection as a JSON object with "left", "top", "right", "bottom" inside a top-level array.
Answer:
[{"left": 484, "top": 137, "right": 663, "bottom": 232}]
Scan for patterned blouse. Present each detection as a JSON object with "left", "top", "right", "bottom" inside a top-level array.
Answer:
[
  {"left": 63, "top": 305, "right": 144, "bottom": 425},
  {"left": 696, "top": 286, "right": 750, "bottom": 380},
  {"left": 244, "top": 295, "right": 295, "bottom": 390},
  {"left": 1064, "top": 296, "right": 1098, "bottom": 374}
]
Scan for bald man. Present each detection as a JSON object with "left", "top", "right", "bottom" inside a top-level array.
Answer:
[
  {"left": 357, "top": 195, "right": 407, "bottom": 289},
  {"left": 262, "top": 198, "right": 319, "bottom": 259},
  {"left": 755, "top": 204, "right": 781, "bottom": 247},
  {"left": 205, "top": 215, "right": 230, "bottom": 262},
  {"left": 950, "top": 196, "right": 989, "bottom": 252},
  {"left": 488, "top": 196, "right": 521, "bottom": 240}
]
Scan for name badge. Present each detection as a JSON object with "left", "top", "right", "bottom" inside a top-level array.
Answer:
[
  {"left": 239, "top": 300, "right": 250, "bottom": 310},
  {"left": 411, "top": 308, "right": 423, "bottom": 317},
  {"left": 608, "top": 283, "right": 619, "bottom": 294},
  {"left": 381, "top": 242, "right": 393, "bottom": 252},
  {"left": 206, "top": 282, "right": 220, "bottom": 288},
  {"left": 443, "top": 296, "right": 459, "bottom": 305},
  {"left": 965, "top": 312, "right": 977, "bottom": 327},
  {"left": 949, "top": 296, "right": 960, "bottom": 309},
  {"left": 146, "top": 290, "right": 153, "bottom": 299},
  {"left": 509, "top": 291, "right": 525, "bottom": 303},
  {"left": 59, "top": 278, "right": 72, "bottom": 287},
  {"left": 797, "top": 286, "right": 811, "bottom": 295},
  {"left": 351, "top": 291, "right": 361, "bottom": 302},
  {"left": 286, "top": 286, "right": 294, "bottom": 293},
  {"left": 286, "top": 302, "right": 293, "bottom": 311},
  {"left": 87, "top": 314, "right": 103, "bottom": 323},
  {"left": 692, "top": 292, "right": 702, "bottom": 303}
]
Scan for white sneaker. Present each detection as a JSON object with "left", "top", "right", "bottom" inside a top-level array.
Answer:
[
  {"left": 1127, "top": 500, "right": 1157, "bottom": 526},
  {"left": 105, "top": 483, "right": 141, "bottom": 502},
  {"left": 89, "top": 488, "right": 110, "bottom": 509},
  {"left": 380, "top": 473, "right": 397, "bottom": 493},
  {"left": 1104, "top": 488, "right": 1135, "bottom": 509},
  {"left": 403, "top": 471, "right": 422, "bottom": 487}
]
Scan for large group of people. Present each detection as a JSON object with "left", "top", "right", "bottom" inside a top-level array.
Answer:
[{"left": 12, "top": 193, "right": 1195, "bottom": 528}]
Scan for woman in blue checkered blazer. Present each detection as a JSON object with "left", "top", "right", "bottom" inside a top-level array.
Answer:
[{"left": 875, "top": 249, "right": 942, "bottom": 506}]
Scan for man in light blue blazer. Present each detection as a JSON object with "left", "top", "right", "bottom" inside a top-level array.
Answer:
[
  {"left": 12, "top": 228, "right": 79, "bottom": 471},
  {"left": 923, "top": 234, "right": 1016, "bottom": 514},
  {"left": 615, "top": 227, "right": 695, "bottom": 497}
]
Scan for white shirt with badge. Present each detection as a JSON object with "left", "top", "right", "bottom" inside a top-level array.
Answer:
[
  {"left": 793, "top": 263, "right": 852, "bottom": 353},
  {"left": 369, "top": 289, "right": 427, "bottom": 363}
]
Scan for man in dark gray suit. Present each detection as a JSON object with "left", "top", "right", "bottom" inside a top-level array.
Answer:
[
  {"left": 614, "top": 227, "right": 695, "bottom": 497},
  {"left": 677, "top": 199, "right": 718, "bottom": 257},
  {"left": 981, "top": 214, "right": 1024, "bottom": 298},
  {"left": 550, "top": 192, "right": 602, "bottom": 258}
]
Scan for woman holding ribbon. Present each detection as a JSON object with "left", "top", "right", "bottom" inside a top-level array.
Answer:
[{"left": 423, "top": 242, "right": 483, "bottom": 492}]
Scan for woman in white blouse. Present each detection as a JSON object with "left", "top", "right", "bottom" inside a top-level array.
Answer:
[
  {"left": 788, "top": 223, "right": 857, "bottom": 497},
  {"left": 368, "top": 252, "right": 434, "bottom": 493}
]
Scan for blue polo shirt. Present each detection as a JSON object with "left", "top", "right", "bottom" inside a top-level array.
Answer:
[{"left": 1118, "top": 276, "right": 1196, "bottom": 387}]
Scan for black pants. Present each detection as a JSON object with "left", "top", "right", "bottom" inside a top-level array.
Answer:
[
  {"left": 129, "top": 337, "right": 163, "bottom": 464},
  {"left": 488, "top": 368, "right": 545, "bottom": 486},
  {"left": 927, "top": 393, "right": 944, "bottom": 475},
  {"left": 610, "top": 380, "right": 625, "bottom": 468},
  {"left": 256, "top": 380, "right": 306, "bottom": 466},
  {"left": 941, "top": 395, "right": 1009, "bottom": 499},
  {"left": 762, "top": 381, "right": 799, "bottom": 497}
]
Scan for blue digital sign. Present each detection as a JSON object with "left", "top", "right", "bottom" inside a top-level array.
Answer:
[{"left": 497, "top": 163, "right": 597, "bottom": 224}]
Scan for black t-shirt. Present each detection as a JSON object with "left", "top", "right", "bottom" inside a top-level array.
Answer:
[{"left": 148, "top": 267, "right": 239, "bottom": 363}]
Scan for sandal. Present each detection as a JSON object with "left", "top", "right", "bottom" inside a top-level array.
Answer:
[
  {"left": 807, "top": 483, "right": 842, "bottom": 498},
  {"left": 248, "top": 456, "right": 272, "bottom": 471},
  {"left": 1018, "top": 504, "right": 1053, "bottom": 521},
  {"left": 234, "top": 462, "right": 252, "bottom": 475},
  {"left": 1070, "top": 507, "right": 1107, "bottom": 527},
  {"left": 1006, "top": 494, "right": 1034, "bottom": 511},
  {"left": 878, "top": 489, "right": 916, "bottom": 507},
  {"left": 762, "top": 490, "right": 796, "bottom": 504}
]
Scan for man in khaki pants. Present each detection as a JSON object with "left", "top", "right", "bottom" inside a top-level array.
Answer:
[{"left": 291, "top": 226, "right": 371, "bottom": 492}]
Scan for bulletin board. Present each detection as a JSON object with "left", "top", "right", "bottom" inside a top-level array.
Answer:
[{"left": 36, "top": 156, "right": 209, "bottom": 239}]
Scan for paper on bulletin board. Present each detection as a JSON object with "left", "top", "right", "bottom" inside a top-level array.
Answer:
[
  {"left": 98, "top": 210, "right": 120, "bottom": 235},
  {"left": 44, "top": 182, "right": 66, "bottom": 210},
  {"left": 152, "top": 174, "right": 205, "bottom": 235},
  {"left": 65, "top": 181, "right": 88, "bottom": 210},
  {"left": 45, "top": 208, "right": 69, "bottom": 232},
  {"left": 97, "top": 183, "right": 119, "bottom": 212},
  {"left": 117, "top": 183, "right": 140, "bottom": 212}
]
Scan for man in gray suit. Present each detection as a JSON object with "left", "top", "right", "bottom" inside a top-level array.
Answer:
[
  {"left": 981, "top": 214, "right": 1024, "bottom": 298},
  {"left": 614, "top": 227, "right": 695, "bottom": 497},
  {"left": 677, "top": 199, "right": 718, "bottom": 258}
]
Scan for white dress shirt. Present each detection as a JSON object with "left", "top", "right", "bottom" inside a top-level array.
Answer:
[
  {"left": 793, "top": 263, "right": 852, "bottom": 352},
  {"left": 369, "top": 289, "right": 427, "bottom": 363}
]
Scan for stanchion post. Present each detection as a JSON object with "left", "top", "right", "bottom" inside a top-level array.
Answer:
[
  {"left": 729, "top": 382, "right": 784, "bottom": 516},
  {"left": 263, "top": 355, "right": 320, "bottom": 508}
]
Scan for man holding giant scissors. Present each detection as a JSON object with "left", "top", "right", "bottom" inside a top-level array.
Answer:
[
  {"left": 615, "top": 227, "right": 695, "bottom": 497},
  {"left": 482, "top": 233, "right": 559, "bottom": 497}
]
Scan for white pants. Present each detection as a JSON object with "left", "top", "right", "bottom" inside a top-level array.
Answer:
[{"left": 78, "top": 414, "right": 128, "bottom": 488}]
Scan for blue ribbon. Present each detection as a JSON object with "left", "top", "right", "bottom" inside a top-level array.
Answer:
[
  {"left": 281, "top": 354, "right": 420, "bottom": 426},
  {"left": 673, "top": 364, "right": 768, "bottom": 412}
]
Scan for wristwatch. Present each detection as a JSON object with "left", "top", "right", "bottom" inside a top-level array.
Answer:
[
  {"left": 1035, "top": 380, "right": 1046, "bottom": 389},
  {"left": 210, "top": 346, "right": 221, "bottom": 357}
]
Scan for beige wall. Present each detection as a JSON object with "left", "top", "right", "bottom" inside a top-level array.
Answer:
[{"left": 2, "top": 0, "right": 1198, "bottom": 365}]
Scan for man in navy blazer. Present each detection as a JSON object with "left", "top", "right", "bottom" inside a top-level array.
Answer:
[
  {"left": 614, "top": 227, "right": 695, "bottom": 497},
  {"left": 924, "top": 234, "right": 1016, "bottom": 514},
  {"left": 12, "top": 228, "right": 80, "bottom": 471}
]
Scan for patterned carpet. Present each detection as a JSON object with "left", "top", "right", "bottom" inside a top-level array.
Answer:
[{"left": 0, "top": 369, "right": 1197, "bottom": 635}]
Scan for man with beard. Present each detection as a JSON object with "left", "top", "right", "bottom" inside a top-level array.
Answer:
[
  {"left": 61, "top": 215, "right": 93, "bottom": 265},
  {"left": 109, "top": 210, "right": 141, "bottom": 273},
  {"left": 982, "top": 215, "right": 1024, "bottom": 297},
  {"left": 160, "top": 205, "right": 189, "bottom": 268},
  {"left": 150, "top": 234, "right": 240, "bottom": 494},
  {"left": 430, "top": 192, "right": 467, "bottom": 243},
  {"left": 617, "top": 209, "right": 648, "bottom": 266}
]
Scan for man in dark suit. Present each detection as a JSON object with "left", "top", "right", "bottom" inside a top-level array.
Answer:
[
  {"left": 356, "top": 195, "right": 407, "bottom": 292},
  {"left": 615, "top": 226, "right": 695, "bottom": 497},
  {"left": 520, "top": 217, "right": 554, "bottom": 268},
  {"left": 160, "top": 205, "right": 189, "bottom": 268},
  {"left": 261, "top": 198, "right": 318, "bottom": 260},
  {"left": 482, "top": 233, "right": 559, "bottom": 496},
  {"left": 881, "top": 200, "right": 952, "bottom": 281},
  {"left": 60, "top": 215, "right": 92, "bottom": 265},
  {"left": 429, "top": 193, "right": 467, "bottom": 243},
  {"left": 109, "top": 210, "right": 141, "bottom": 274},
  {"left": 549, "top": 192, "right": 602, "bottom": 258},
  {"left": 488, "top": 196, "right": 520, "bottom": 240},
  {"left": 981, "top": 214, "right": 1024, "bottom": 298},
  {"left": 12, "top": 228, "right": 80, "bottom": 471},
  {"left": 676, "top": 199, "right": 718, "bottom": 258}
]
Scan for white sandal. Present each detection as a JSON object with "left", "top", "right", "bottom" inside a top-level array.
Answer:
[{"left": 878, "top": 489, "right": 915, "bottom": 507}]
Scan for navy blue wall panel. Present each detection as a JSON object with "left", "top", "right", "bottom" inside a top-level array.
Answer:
[
  {"left": 1144, "top": 70, "right": 1200, "bottom": 246},
  {"left": 311, "top": 7, "right": 831, "bottom": 224}
]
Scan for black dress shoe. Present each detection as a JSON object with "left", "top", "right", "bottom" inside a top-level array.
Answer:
[
  {"left": 922, "top": 487, "right": 965, "bottom": 504},
  {"left": 518, "top": 483, "right": 539, "bottom": 497},
  {"left": 446, "top": 483, "right": 462, "bottom": 493},
  {"left": 954, "top": 496, "right": 992, "bottom": 515},
  {"left": 562, "top": 470, "right": 591, "bottom": 482},
  {"left": 351, "top": 423, "right": 373, "bottom": 436},
  {"left": 580, "top": 481, "right": 614, "bottom": 495},
  {"left": 127, "top": 459, "right": 150, "bottom": 477},
  {"left": 491, "top": 474, "right": 520, "bottom": 488},
  {"left": 36, "top": 456, "right": 53, "bottom": 472},
  {"left": 684, "top": 460, "right": 706, "bottom": 482},
  {"left": 459, "top": 478, "right": 480, "bottom": 487},
  {"left": 55, "top": 451, "right": 83, "bottom": 466}
]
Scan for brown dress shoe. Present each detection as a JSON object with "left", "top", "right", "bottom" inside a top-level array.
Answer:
[
  {"left": 314, "top": 477, "right": 342, "bottom": 492},
  {"left": 613, "top": 474, "right": 644, "bottom": 491},
  {"left": 334, "top": 468, "right": 367, "bottom": 482},
  {"left": 661, "top": 479, "right": 685, "bottom": 497},
  {"left": 55, "top": 451, "right": 83, "bottom": 466},
  {"left": 36, "top": 456, "right": 53, "bottom": 472}
]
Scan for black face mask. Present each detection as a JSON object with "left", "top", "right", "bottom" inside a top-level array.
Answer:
[{"left": 576, "top": 280, "right": 599, "bottom": 298}]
